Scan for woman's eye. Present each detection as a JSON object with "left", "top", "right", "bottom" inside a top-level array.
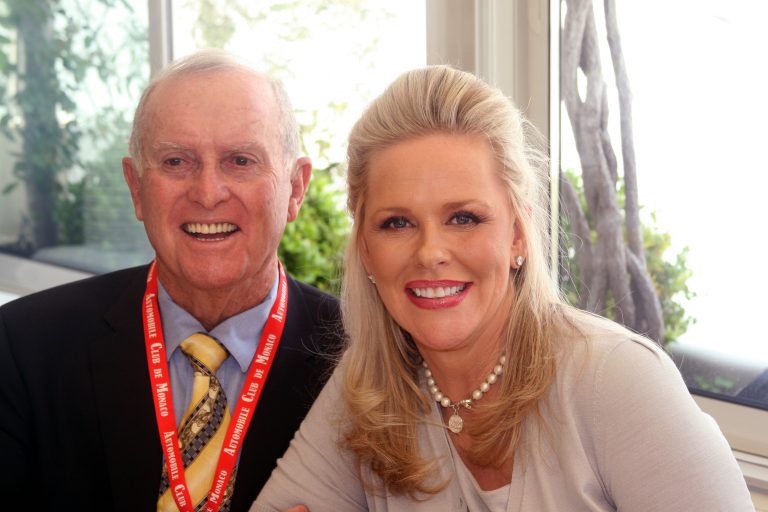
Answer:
[
  {"left": 450, "top": 211, "right": 480, "bottom": 225},
  {"left": 381, "top": 216, "right": 410, "bottom": 230}
]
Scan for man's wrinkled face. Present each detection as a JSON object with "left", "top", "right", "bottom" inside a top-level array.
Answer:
[{"left": 123, "top": 69, "right": 306, "bottom": 299}]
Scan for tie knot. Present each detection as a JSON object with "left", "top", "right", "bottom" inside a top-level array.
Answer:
[{"left": 180, "top": 333, "right": 228, "bottom": 374}]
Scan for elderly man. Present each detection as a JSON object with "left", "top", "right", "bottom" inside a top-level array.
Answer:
[{"left": 0, "top": 50, "right": 341, "bottom": 511}]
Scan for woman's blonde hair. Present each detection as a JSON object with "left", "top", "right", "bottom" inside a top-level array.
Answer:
[{"left": 342, "top": 65, "right": 564, "bottom": 496}]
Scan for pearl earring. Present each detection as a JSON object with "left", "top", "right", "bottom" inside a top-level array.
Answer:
[
  {"left": 367, "top": 274, "right": 376, "bottom": 284},
  {"left": 515, "top": 255, "right": 524, "bottom": 267}
]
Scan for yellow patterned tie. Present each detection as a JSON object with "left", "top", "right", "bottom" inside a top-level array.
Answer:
[{"left": 157, "top": 333, "right": 236, "bottom": 512}]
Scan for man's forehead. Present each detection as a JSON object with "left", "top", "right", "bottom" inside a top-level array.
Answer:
[
  {"left": 143, "top": 71, "right": 278, "bottom": 131},
  {"left": 146, "top": 68, "right": 276, "bottom": 113}
]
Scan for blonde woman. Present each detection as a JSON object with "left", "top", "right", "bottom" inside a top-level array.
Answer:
[{"left": 252, "top": 66, "right": 753, "bottom": 511}]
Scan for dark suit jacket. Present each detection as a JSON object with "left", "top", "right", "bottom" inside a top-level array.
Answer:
[{"left": 0, "top": 265, "right": 342, "bottom": 511}]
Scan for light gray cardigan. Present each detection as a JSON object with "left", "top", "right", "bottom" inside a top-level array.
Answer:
[{"left": 252, "top": 332, "right": 754, "bottom": 511}]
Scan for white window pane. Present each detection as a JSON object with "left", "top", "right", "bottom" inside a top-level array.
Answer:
[
  {"left": 171, "top": 0, "right": 426, "bottom": 169},
  {"left": 0, "top": 1, "right": 150, "bottom": 274},
  {"left": 559, "top": 0, "right": 768, "bottom": 407}
]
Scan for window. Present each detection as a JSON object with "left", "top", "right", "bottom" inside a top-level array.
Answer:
[
  {"left": 171, "top": 0, "right": 426, "bottom": 175},
  {"left": 558, "top": 0, "right": 768, "bottom": 410},
  {"left": 0, "top": 0, "right": 426, "bottom": 298},
  {"left": 0, "top": 0, "right": 150, "bottom": 276}
]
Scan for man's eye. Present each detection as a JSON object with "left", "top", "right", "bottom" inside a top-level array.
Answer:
[
  {"left": 165, "top": 158, "right": 183, "bottom": 166},
  {"left": 233, "top": 156, "right": 251, "bottom": 166}
]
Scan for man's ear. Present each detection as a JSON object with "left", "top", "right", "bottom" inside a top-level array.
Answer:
[
  {"left": 287, "top": 156, "right": 312, "bottom": 222},
  {"left": 122, "top": 157, "right": 144, "bottom": 221}
]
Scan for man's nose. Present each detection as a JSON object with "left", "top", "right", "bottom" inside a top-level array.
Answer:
[
  {"left": 188, "top": 162, "right": 231, "bottom": 209},
  {"left": 415, "top": 224, "right": 450, "bottom": 269}
]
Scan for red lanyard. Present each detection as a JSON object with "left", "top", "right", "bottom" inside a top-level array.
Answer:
[{"left": 142, "top": 261, "right": 288, "bottom": 512}]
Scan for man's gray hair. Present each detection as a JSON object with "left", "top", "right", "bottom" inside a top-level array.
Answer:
[{"left": 128, "top": 49, "right": 300, "bottom": 172}]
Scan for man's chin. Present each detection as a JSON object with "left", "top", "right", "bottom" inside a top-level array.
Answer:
[
  {"left": 182, "top": 267, "right": 250, "bottom": 292},
  {"left": 157, "top": 260, "right": 238, "bottom": 290}
]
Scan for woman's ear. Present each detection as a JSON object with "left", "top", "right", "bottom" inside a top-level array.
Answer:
[{"left": 510, "top": 216, "right": 528, "bottom": 268}]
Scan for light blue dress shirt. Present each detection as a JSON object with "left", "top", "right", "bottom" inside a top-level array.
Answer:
[{"left": 157, "top": 271, "right": 279, "bottom": 427}]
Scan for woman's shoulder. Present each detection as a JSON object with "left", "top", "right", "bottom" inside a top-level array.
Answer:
[
  {"left": 556, "top": 308, "right": 669, "bottom": 373},
  {"left": 549, "top": 308, "right": 683, "bottom": 413}
]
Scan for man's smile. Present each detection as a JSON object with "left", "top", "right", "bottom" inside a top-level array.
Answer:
[{"left": 182, "top": 222, "right": 239, "bottom": 241}]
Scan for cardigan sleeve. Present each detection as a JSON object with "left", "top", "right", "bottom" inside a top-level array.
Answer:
[
  {"left": 251, "top": 363, "right": 368, "bottom": 512},
  {"left": 591, "top": 336, "right": 754, "bottom": 511}
]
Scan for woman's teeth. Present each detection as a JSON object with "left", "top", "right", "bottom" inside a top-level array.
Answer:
[{"left": 410, "top": 284, "right": 466, "bottom": 298}]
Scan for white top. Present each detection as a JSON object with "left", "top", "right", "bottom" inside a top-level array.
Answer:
[
  {"left": 449, "top": 438, "right": 510, "bottom": 512},
  {"left": 252, "top": 331, "right": 755, "bottom": 511}
]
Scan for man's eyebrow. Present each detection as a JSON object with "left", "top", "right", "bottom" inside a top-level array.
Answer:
[
  {"left": 227, "top": 141, "right": 268, "bottom": 153},
  {"left": 150, "top": 141, "right": 193, "bottom": 152},
  {"left": 148, "top": 140, "right": 269, "bottom": 154}
]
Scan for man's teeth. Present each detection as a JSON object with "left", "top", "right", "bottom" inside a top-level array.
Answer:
[
  {"left": 411, "top": 285, "right": 465, "bottom": 298},
  {"left": 185, "top": 223, "right": 238, "bottom": 234}
]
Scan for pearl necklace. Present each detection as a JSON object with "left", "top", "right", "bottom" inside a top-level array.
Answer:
[{"left": 422, "top": 354, "right": 506, "bottom": 434}]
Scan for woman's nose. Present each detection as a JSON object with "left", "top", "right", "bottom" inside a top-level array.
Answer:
[{"left": 415, "top": 224, "right": 450, "bottom": 268}]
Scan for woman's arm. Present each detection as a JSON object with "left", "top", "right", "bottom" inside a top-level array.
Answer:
[
  {"left": 251, "top": 363, "right": 368, "bottom": 512},
  {"left": 593, "top": 337, "right": 754, "bottom": 511}
]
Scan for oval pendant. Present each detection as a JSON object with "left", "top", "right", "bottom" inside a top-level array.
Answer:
[{"left": 448, "top": 413, "right": 463, "bottom": 434}]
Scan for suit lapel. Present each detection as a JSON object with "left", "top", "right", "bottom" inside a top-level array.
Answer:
[
  {"left": 230, "top": 278, "right": 331, "bottom": 511},
  {"left": 88, "top": 266, "right": 163, "bottom": 511}
]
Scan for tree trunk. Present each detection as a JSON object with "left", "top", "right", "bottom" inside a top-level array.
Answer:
[
  {"left": 604, "top": 0, "right": 644, "bottom": 267},
  {"left": 19, "top": 1, "right": 60, "bottom": 250},
  {"left": 561, "top": 0, "right": 664, "bottom": 343}
]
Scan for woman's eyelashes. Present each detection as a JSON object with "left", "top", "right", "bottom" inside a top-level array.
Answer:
[
  {"left": 377, "top": 210, "right": 487, "bottom": 231},
  {"left": 379, "top": 216, "right": 411, "bottom": 230},
  {"left": 449, "top": 210, "right": 485, "bottom": 226}
]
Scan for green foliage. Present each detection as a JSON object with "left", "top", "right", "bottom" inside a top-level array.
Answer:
[
  {"left": 560, "top": 170, "right": 696, "bottom": 344},
  {"left": 79, "top": 121, "right": 148, "bottom": 252},
  {"left": 642, "top": 212, "right": 696, "bottom": 343},
  {"left": 0, "top": 0, "right": 146, "bottom": 250},
  {"left": 279, "top": 163, "right": 349, "bottom": 294},
  {"left": 190, "top": 0, "right": 238, "bottom": 48},
  {"left": 693, "top": 375, "right": 735, "bottom": 394},
  {"left": 184, "top": 0, "right": 374, "bottom": 56},
  {"left": 53, "top": 179, "right": 84, "bottom": 245}
]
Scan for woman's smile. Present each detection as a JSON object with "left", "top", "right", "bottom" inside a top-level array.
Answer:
[{"left": 405, "top": 280, "right": 471, "bottom": 309}]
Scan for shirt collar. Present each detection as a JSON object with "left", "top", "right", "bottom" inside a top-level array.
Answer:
[{"left": 157, "top": 269, "right": 280, "bottom": 372}]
